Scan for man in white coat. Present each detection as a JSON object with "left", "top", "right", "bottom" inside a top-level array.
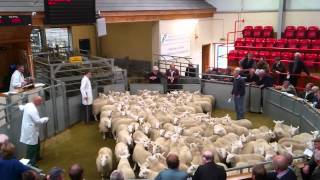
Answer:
[
  {"left": 80, "top": 71, "right": 93, "bottom": 123},
  {"left": 9, "top": 65, "right": 27, "bottom": 92},
  {"left": 20, "top": 96, "right": 49, "bottom": 166}
]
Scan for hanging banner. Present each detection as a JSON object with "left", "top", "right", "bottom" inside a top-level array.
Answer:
[{"left": 160, "top": 33, "right": 191, "bottom": 57}]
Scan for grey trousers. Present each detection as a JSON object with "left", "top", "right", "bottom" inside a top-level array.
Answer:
[{"left": 234, "top": 95, "right": 245, "bottom": 120}]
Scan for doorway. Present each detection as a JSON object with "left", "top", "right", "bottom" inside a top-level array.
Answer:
[{"left": 202, "top": 44, "right": 211, "bottom": 73}]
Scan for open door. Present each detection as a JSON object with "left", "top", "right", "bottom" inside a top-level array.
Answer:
[{"left": 202, "top": 44, "right": 211, "bottom": 73}]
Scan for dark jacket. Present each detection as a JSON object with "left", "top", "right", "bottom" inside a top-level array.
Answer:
[
  {"left": 267, "top": 169, "right": 297, "bottom": 180},
  {"left": 147, "top": 71, "right": 163, "bottom": 84},
  {"left": 231, "top": 76, "right": 246, "bottom": 97},
  {"left": 246, "top": 73, "right": 259, "bottom": 83},
  {"left": 257, "top": 75, "right": 273, "bottom": 88},
  {"left": 240, "top": 58, "right": 256, "bottom": 70},
  {"left": 311, "top": 166, "right": 320, "bottom": 180},
  {"left": 313, "top": 96, "right": 320, "bottom": 109},
  {"left": 272, "top": 62, "right": 286, "bottom": 73},
  {"left": 165, "top": 69, "right": 180, "bottom": 84},
  {"left": 185, "top": 67, "right": 196, "bottom": 77},
  {"left": 0, "top": 159, "right": 30, "bottom": 180},
  {"left": 193, "top": 162, "right": 226, "bottom": 180},
  {"left": 299, "top": 91, "right": 315, "bottom": 102},
  {"left": 289, "top": 60, "right": 310, "bottom": 75}
]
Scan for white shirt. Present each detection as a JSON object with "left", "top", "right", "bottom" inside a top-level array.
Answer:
[
  {"left": 20, "top": 102, "right": 46, "bottom": 145},
  {"left": 9, "top": 70, "right": 25, "bottom": 92},
  {"left": 80, "top": 75, "right": 93, "bottom": 105}
]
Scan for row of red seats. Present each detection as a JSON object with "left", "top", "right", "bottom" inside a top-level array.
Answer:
[
  {"left": 242, "top": 26, "right": 274, "bottom": 38},
  {"left": 235, "top": 38, "right": 320, "bottom": 49},
  {"left": 228, "top": 50, "right": 319, "bottom": 67},
  {"left": 283, "top": 26, "right": 319, "bottom": 39}
]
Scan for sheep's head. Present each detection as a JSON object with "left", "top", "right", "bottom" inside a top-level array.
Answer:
[
  {"left": 159, "top": 129, "right": 166, "bottom": 137},
  {"left": 254, "top": 145, "right": 265, "bottom": 156},
  {"left": 138, "top": 168, "right": 150, "bottom": 178},
  {"left": 311, "top": 131, "right": 319, "bottom": 139},
  {"left": 99, "top": 154, "right": 110, "bottom": 167},
  {"left": 217, "top": 148, "right": 227, "bottom": 159},
  {"left": 284, "top": 144, "right": 293, "bottom": 155},
  {"left": 174, "top": 126, "right": 183, "bottom": 135},
  {"left": 231, "top": 140, "right": 243, "bottom": 154},
  {"left": 187, "top": 164, "right": 199, "bottom": 175},
  {"left": 273, "top": 120, "right": 284, "bottom": 126},
  {"left": 225, "top": 152, "right": 235, "bottom": 164},
  {"left": 289, "top": 125, "right": 299, "bottom": 136}
]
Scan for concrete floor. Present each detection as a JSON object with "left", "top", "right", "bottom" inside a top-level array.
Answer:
[{"left": 38, "top": 109, "right": 275, "bottom": 179}]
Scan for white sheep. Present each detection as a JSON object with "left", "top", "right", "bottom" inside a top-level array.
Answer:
[
  {"left": 116, "top": 129, "right": 133, "bottom": 146},
  {"left": 117, "top": 154, "right": 136, "bottom": 179},
  {"left": 96, "top": 147, "right": 113, "bottom": 178},
  {"left": 139, "top": 167, "right": 159, "bottom": 179},
  {"left": 226, "top": 153, "right": 265, "bottom": 167},
  {"left": 99, "top": 117, "right": 112, "bottom": 139},
  {"left": 115, "top": 142, "right": 129, "bottom": 162},
  {"left": 133, "top": 143, "right": 152, "bottom": 167}
]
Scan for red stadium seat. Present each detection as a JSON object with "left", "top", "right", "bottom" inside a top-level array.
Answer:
[
  {"left": 228, "top": 50, "right": 238, "bottom": 61},
  {"left": 311, "top": 40, "right": 320, "bottom": 49},
  {"left": 255, "top": 38, "right": 265, "bottom": 47},
  {"left": 265, "top": 38, "right": 276, "bottom": 47},
  {"left": 298, "top": 39, "right": 310, "bottom": 49},
  {"left": 263, "top": 26, "right": 274, "bottom": 38},
  {"left": 235, "top": 38, "right": 245, "bottom": 46},
  {"left": 253, "top": 26, "right": 263, "bottom": 38},
  {"left": 259, "top": 51, "right": 271, "bottom": 59},
  {"left": 296, "top": 26, "right": 307, "bottom": 39},
  {"left": 270, "top": 51, "right": 281, "bottom": 59},
  {"left": 305, "top": 53, "right": 318, "bottom": 61},
  {"left": 275, "top": 39, "right": 287, "bottom": 48},
  {"left": 245, "top": 38, "right": 255, "bottom": 47},
  {"left": 287, "top": 39, "right": 298, "bottom": 48},
  {"left": 307, "top": 26, "right": 319, "bottom": 39},
  {"left": 281, "top": 52, "right": 294, "bottom": 60},
  {"left": 284, "top": 26, "right": 296, "bottom": 39},
  {"left": 242, "top": 26, "right": 253, "bottom": 38}
]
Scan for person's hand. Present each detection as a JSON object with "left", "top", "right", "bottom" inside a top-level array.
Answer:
[
  {"left": 40, "top": 117, "right": 49, "bottom": 123},
  {"left": 303, "top": 165, "right": 310, "bottom": 174}
]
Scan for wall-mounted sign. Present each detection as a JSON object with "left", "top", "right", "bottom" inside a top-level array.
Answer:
[
  {"left": 44, "top": 0, "right": 96, "bottom": 24},
  {"left": 160, "top": 33, "right": 191, "bottom": 57},
  {"left": 0, "top": 15, "right": 32, "bottom": 26}
]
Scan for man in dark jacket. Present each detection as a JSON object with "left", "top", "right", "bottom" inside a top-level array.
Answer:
[
  {"left": 185, "top": 63, "right": 196, "bottom": 77},
  {"left": 231, "top": 67, "right": 246, "bottom": 120},
  {"left": 147, "top": 66, "right": 163, "bottom": 84},
  {"left": 299, "top": 83, "right": 315, "bottom": 102},
  {"left": 165, "top": 63, "right": 180, "bottom": 84},
  {"left": 193, "top": 151, "right": 226, "bottom": 180},
  {"left": 268, "top": 155, "right": 297, "bottom": 180},
  {"left": 288, "top": 52, "right": 310, "bottom": 86},
  {"left": 240, "top": 52, "right": 256, "bottom": 71},
  {"left": 272, "top": 57, "right": 287, "bottom": 85},
  {"left": 256, "top": 70, "right": 273, "bottom": 88},
  {"left": 302, "top": 137, "right": 320, "bottom": 180},
  {"left": 310, "top": 150, "right": 320, "bottom": 180}
]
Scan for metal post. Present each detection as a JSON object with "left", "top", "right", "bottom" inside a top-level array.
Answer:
[{"left": 277, "top": 0, "right": 285, "bottom": 39}]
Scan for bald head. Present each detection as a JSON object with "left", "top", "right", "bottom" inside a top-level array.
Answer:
[
  {"left": 32, "top": 96, "right": 43, "bottom": 106},
  {"left": 273, "top": 155, "right": 288, "bottom": 172},
  {"left": 166, "top": 154, "right": 180, "bottom": 169},
  {"left": 294, "top": 52, "right": 301, "bottom": 61},
  {"left": 202, "top": 151, "right": 213, "bottom": 164},
  {"left": 68, "top": 164, "right": 83, "bottom": 180}
]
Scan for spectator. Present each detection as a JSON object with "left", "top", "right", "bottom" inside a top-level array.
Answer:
[
  {"left": 240, "top": 53, "right": 256, "bottom": 76},
  {"left": 256, "top": 69, "right": 273, "bottom": 88},
  {"left": 185, "top": 63, "right": 196, "bottom": 77},
  {"left": 22, "top": 170, "right": 40, "bottom": 180},
  {"left": 147, "top": 66, "right": 163, "bottom": 84},
  {"left": 165, "top": 63, "right": 180, "bottom": 84},
  {"left": 275, "top": 80, "right": 297, "bottom": 96},
  {"left": 110, "top": 170, "right": 124, "bottom": 180},
  {"left": 0, "top": 142, "right": 30, "bottom": 180},
  {"left": 231, "top": 67, "right": 246, "bottom": 120},
  {"left": 155, "top": 154, "right": 188, "bottom": 180},
  {"left": 310, "top": 150, "right": 320, "bottom": 180},
  {"left": 272, "top": 57, "right": 287, "bottom": 85},
  {"left": 288, "top": 52, "right": 310, "bottom": 86},
  {"left": 268, "top": 155, "right": 297, "bottom": 180},
  {"left": 68, "top": 164, "right": 84, "bottom": 180},
  {"left": 193, "top": 151, "right": 226, "bottom": 180},
  {"left": 303, "top": 137, "right": 320, "bottom": 179},
  {"left": 300, "top": 83, "right": 315, "bottom": 102},
  {"left": 47, "top": 167, "right": 64, "bottom": 180},
  {"left": 0, "top": 133, "right": 9, "bottom": 159},
  {"left": 245, "top": 68, "right": 259, "bottom": 84},
  {"left": 313, "top": 89, "right": 320, "bottom": 109},
  {"left": 252, "top": 164, "right": 267, "bottom": 180},
  {"left": 256, "top": 57, "right": 270, "bottom": 73}
]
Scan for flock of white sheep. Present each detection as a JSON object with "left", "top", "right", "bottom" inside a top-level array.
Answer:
[{"left": 93, "top": 90, "right": 318, "bottom": 179}]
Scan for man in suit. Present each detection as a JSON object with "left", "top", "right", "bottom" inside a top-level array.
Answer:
[
  {"left": 300, "top": 83, "right": 315, "bottom": 102},
  {"left": 288, "top": 52, "right": 310, "bottom": 86},
  {"left": 231, "top": 67, "right": 246, "bottom": 120},
  {"left": 268, "top": 155, "right": 297, "bottom": 180},
  {"left": 272, "top": 57, "right": 287, "bottom": 85},
  {"left": 166, "top": 63, "right": 180, "bottom": 84},
  {"left": 148, "top": 66, "right": 163, "bottom": 84},
  {"left": 302, "top": 137, "right": 320, "bottom": 180},
  {"left": 310, "top": 150, "right": 320, "bottom": 180},
  {"left": 193, "top": 151, "right": 226, "bottom": 180}
]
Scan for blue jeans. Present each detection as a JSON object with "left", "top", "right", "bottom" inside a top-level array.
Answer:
[{"left": 234, "top": 95, "right": 245, "bottom": 120}]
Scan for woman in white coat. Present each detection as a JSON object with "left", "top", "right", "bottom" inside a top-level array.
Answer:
[
  {"left": 80, "top": 71, "right": 93, "bottom": 123},
  {"left": 20, "top": 96, "right": 49, "bottom": 166},
  {"left": 9, "top": 65, "right": 27, "bottom": 92}
]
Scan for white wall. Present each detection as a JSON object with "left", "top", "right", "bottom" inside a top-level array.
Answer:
[
  {"left": 206, "top": 0, "right": 279, "bottom": 12},
  {"left": 286, "top": 0, "right": 320, "bottom": 10},
  {"left": 154, "top": 18, "right": 214, "bottom": 72}
]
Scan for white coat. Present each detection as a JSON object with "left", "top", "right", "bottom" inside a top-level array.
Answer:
[
  {"left": 9, "top": 70, "right": 25, "bottom": 92},
  {"left": 20, "top": 102, "right": 47, "bottom": 145},
  {"left": 80, "top": 75, "right": 93, "bottom": 105}
]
